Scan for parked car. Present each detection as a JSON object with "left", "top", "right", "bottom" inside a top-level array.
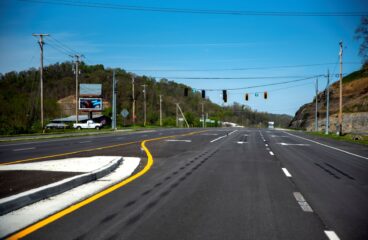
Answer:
[
  {"left": 45, "top": 122, "right": 69, "bottom": 129},
  {"left": 73, "top": 120, "right": 103, "bottom": 130}
]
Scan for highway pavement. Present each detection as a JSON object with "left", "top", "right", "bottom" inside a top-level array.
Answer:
[{"left": 0, "top": 128, "right": 367, "bottom": 239}]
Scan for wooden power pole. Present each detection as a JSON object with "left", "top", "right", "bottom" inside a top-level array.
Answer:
[{"left": 32, "top": 33, "right": 49, "bottom": 129}]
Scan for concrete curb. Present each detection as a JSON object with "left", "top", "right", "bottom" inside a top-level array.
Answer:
[{"left": 0, "top": 157, "right": 122, "bottom": 216}]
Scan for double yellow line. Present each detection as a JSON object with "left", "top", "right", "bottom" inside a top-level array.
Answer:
[{"left": 6, "top": 130, "right": 206, "bottom": 239}]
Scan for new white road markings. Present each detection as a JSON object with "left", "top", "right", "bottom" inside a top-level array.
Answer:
[
  {"left": 165, "top": 139, "right": 192, "bottom": 143},
  {"left": 281, "top": 168, "right": 292, "bottom": 177},
  {"left": 12, "top": 147, "right": 35, "bottom": 152},
  {"left": 284, "top": 131, "right": 368, "bottom": 160},
  {"left": 293, "top": 192, "right": 313, "bottom": 212},
  {"left": 0, "top": 157, "right": 140, "bottom": 238},
  {"left": 210, "top": 135, "right": 227, "bottom": 143},
  {"left": 278, "top": 142, "right": 309, "bottom": 146},
  {"left": 210, "top": 130, "right": 238, "bottom": 143},
  {"left": 324, "top": 231, "right": 341, "bottom": 240}
]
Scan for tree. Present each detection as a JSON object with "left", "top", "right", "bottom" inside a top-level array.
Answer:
[{"left": 355, "top": 16, "right": 368, "bottom": 67}]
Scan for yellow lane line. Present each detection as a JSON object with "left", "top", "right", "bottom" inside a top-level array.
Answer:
[
  {"left": 0, "top": 141, "right": 140, "bottom": 166},
  {"left": 6, "top": 130, "right": 207, "bottom": 239}
]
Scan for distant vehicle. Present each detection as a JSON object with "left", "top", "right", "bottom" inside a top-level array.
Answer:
[
  {"left": 45, "top": 122, "right": 69, "bottom": 129},
  {"left": 73, "top": 120, "right": 102, "bottom": 130},
  {"left": 268, "top": 121, "right": 275, "bottom": 129}
]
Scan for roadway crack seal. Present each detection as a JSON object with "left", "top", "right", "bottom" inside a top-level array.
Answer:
[{"left": 5, "top": 130, "right": 208, "bottom": 240}]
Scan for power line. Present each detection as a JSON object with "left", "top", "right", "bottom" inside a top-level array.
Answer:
[
  {"left": 232, "top": 81, "right": 314, "bottom": 95},
  {"left": 48, "top": 36, "right": 81, "bottom": 56},
  {"left": 19, "top": 0, "right": 368, "bottom": 16},
  {"left": 155, "top": 75, "right": 324, "bottom": 80},
  {"left": 45, "top": 42, "right": 74, "bottom": 57},
  {"left": 130, "top": 62, "right": 360, "bottom": 72},
  {"left": 192, "top": 75, "right": 322, "bottom": 91}
]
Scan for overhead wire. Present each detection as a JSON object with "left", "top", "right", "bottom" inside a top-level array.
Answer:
[
  {"left": 129, "top": 62, "right": 360, "bottom": 72},
  {"left": 189, "top": 75, "right": 323, "bottom": 91},
  {"left": 19, "top": 0, "right": 368, "bottom": 17}
]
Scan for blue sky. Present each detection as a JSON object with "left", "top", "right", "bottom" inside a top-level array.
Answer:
[{"left": 0, "top": 0, "right": 366, "bottom": 116}]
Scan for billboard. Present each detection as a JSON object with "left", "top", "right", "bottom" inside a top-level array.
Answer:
[
  {"left": 79, "top": 98, "right": 103, "bottom": 111},
  {"left": 80, "top": 84, "right": 102, "bottom": 96}
]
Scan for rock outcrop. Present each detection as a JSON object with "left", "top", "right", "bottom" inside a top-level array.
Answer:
[{"left": 289, "top": 69, "right": 368, "bottom": 134}]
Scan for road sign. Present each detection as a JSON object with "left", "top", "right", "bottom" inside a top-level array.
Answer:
[{"left": 121, "top": 109, "right": 129, "bottom": 118}]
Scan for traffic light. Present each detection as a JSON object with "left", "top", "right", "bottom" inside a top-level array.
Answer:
[
  {"left": 202, "top": 90, "right": 206, "bottom": 99},
  {"left": 264, "top": 91, "right": 268, "bottom": 99},
  {"left": 223, "top": 90, "right": 227, "bottom": 102},
  {"left": 245, "top": 93, "right": 249, "bottom": 101},
  {"left": 184, "top": 88, "right": 189, "bottom": 97}
]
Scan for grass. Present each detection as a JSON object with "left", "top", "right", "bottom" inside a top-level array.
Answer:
[{"left": 306, "top": 131, "right": 368, "bottom": 146}]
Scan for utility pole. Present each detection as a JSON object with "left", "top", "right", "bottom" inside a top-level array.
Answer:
[
  {"left": 201, "top": 102, "right": 205, "bottom": 128},
  {"left": 142, "top": 84, "right": 147, "bottom": 126},
  {"left": 159, "top": 95, "right": 163, "bottom": 127},
  {"left": 176, "top": 103, "right": 179, "bottom": 127},
  {"left": 32, "top": 33, "right": 49, "bottom": 129},
  {"left": 131, "top": 75, "right": 136, "bottom": 125},
  {"left": 315, "top": 77, "right": 318, "bottom": 132},
  {"left": 73, "top": 54, "right": 81, "bottom": 123},
  {"left": 325, "top": 70, "right": 330, "bottom": 135},
  {"left": 176, "top": 103, "right": 189, "bottom": 128},
  {"left": 112, "top": 70, "right": 117, "bottom": 130},
  {"left": 338, "top": 41, "right": 343, "bottom": 136}
]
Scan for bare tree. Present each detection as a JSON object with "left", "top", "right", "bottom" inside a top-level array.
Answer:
[{"left": 355, "top": 16, "right": 368, "bottom": 68}]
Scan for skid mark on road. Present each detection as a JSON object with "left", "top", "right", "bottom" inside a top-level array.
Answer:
[{"left": 6, "top": 130, "right": 207, "bottom": 240}]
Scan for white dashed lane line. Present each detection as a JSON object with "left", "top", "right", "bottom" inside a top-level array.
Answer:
[
  {"left": 12, "top": 147, "right": 35, "bottom": 152},
  {"left": 210, "top": 135, "right": 227, "bottom": 143},
  {"left": 165, "top": 139, "right": 192, "bottom": 143},
  {"left": 269, "top": 151, "right": 274, "bottom": 156},
  {"left": 324, "top": 231, "right": 340, "bottom": 240},
  {"left": 79, "top": 141, "right": 92, "bottom": 144},
  {"left": 293, "top": 192, "right": 313, "bottom": 212},
  {"left": 282, "top": 168, "right": 292, "bottom": 177}
]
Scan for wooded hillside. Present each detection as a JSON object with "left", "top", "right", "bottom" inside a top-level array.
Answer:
[{"left": 0, "top": 62, "right": 292, "bottom": 134}]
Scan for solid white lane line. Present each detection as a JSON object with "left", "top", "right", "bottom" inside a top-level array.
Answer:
[
  {"left": 284, "top": 131, "right": 368, "bottom": 160},
  {"left": 79, "top": 141, "right": 91, "bottom": 144},
  {"left": 324, "top": 231, "right": 340, "bottom": 240},
  {"left": 165, "top": 139, "right": 192, "bottom": 143},
  {"left": 293, "top": 192, "right": 313, "bottom": 212},
  {"left": 269, "top": 151, "right": 274, "bottom": 156},
  {"left": 210, "top": 135, "right": 227, "bottom": 143},
  {"left": 12, "top": 147, "right": 35, "bottom": 152},
  {"left": 282, "top": 168, "right": 292, "bottom": 177}
]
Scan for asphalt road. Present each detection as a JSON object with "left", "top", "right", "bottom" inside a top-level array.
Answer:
[{"left": 1, "top": 128, "right": 367, "bottom": 240}]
